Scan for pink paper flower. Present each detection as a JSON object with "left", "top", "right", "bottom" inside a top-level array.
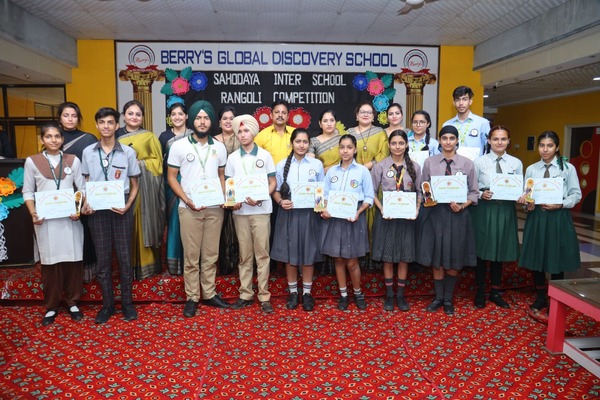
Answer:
[
  {"left": 171, "top": 77, "right": 190, "bottom": 96},
  {"left": 367, "top": 78, "right": 385, "bottom": 96}
]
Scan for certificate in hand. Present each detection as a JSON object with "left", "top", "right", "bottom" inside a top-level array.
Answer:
[
  {"left": 490, "top": 174, "right": 523, "bottom": 201},
  {"left": 236, "top": 173, "right": 270, "bottom": 201},
  {"left": 382, "top": 191, "right": 417, "bottom": 219},
  {"left": 86, "top": 181, "right": 125, "bottom": 210},
  {"left": 532, "top": 177, "right": 563, "bottom": 204},
  {"left": 431, "top": 175, "right": 468, "bottom": 203},
  {"left": 190, "top": 178, "right": 224, "bottom": 207},
  {"left": 327, "top": 190, "right": 358, "bottom": 220},
  {"left": 292, "top": 182, "right": 324, "bottom": 209},
  {"left": 35, "top": 189, "right": 76, "bottom": 219}
]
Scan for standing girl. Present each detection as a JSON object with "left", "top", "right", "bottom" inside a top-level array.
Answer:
[
  {"left": 518, "top": 131, "right": 581, "bottom": 312},
  {"left": 117, "top": 100, "right": 165, "bottom": 280},
  {"left": 23, "top": 123, "right": 86, "bottom": 325},
  {"left": 407, "top": 110, "right": 440, "bottom": 158},
  {"left": 321, "top": 134, "right": 375, "bottom": 310},
  {"left": 159, "top": 102, "right": 193, "bottom": 275},
  {"left": 471, "top": 126, "right": 523, "bottom": 309},
  {"left": 417, "top": 125, "right": 479, "bottom": 315},
  {"left": 272, "top": 129, "right": 325, "bottom": 311},
  {"left": 371, "top": 130, "right": 421, "bottom": 311},
  {"left": 384, "top": 103, "right": 405, "bottom": 137}
]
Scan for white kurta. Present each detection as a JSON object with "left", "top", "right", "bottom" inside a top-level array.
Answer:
[{"left": 22, "top": 155, "right": 86, "bottom": 265}]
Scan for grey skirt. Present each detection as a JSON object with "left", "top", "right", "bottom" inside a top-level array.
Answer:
[
  {"left": 371, "top": 208, "right": 416, "bottom": 263},
  {"left": 321, "top": 209, "right": 370, "bottom": 259},
  {"left": 271, "top": 208, "right": 323, "bottom": 266}
]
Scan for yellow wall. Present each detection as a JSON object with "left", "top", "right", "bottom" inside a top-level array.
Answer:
[
  {"left": 495, "top": 91, "right": 600, "bottom": 168},
  {"left": 438, "top": 46, "right": 484, "bottom": 130},
  {"left": 66, "top": 40, "right": 116, "bottom": 135}
]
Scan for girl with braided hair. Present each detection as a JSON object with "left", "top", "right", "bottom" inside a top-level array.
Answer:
[
  {"left": 272, "top": 128, "right": 325, "bottom": 312},
  {"left": 518, "top": 131, "right": 581, "bottom": 313},
  {"left": 371, "top": 130, "right": 421, "bottom": 311},
  {"left": 407, "top": 110, "right": 440, "bottom": 165}
]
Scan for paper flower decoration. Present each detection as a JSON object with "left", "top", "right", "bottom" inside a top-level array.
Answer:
[
  {"left": 190, "top": 72, "right": 208, "bottom": 91},
  {"left": 367, "top": 78, "right": 385, "bottom": 96},
  {"left": 253, "top": 106, "right": 273, "bottom": 130},
  {"left": 288, "top": 107, "right": 311, "bottom": 129},
  {"left": 171, "top": 77, "right": 190, "bottom": 96},
  {"left": 0, "top": 177, "right": 16, "bottom": 197},
  {"left": 353, "top": 74, "right": 368, "bottom": 91},
  {"left": 167, "top": 95, "right": 185, "bottom": 108},
  {"left": 373, "top": 95, "right": 390, "bottom": 113},
  {"left": 335, "top": 121, "right": 347, "bottom": 136},
  {"left": 377, "top": 111, "right": 388, "bottom": 126},
  {"left": 0, "top": 203, "right": 8, "bottom": 221}
]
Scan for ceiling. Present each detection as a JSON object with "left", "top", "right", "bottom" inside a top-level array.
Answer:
[{"left": 3, "top": 0, "right": 600, "bottom": 108}]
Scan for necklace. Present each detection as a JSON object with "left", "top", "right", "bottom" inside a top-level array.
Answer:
[{"left": 357, "top": 125, "right": 373, "bottom": 152}]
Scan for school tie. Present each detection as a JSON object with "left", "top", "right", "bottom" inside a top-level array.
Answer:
[
  {"left": 496, "top": 157, "right": 503, "bottom": 173},
  {"left": 444, "top": 159, "right": 453, "bottom": 176},
  {"left": 393, "top": 164, "right": 404, "bottom": 191},
  {"left": 543, "top": 164, "right": 551, "bottom": 178}
]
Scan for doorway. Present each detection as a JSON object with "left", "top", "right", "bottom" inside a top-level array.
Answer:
[{"left": 567, "top": 124, "right": 600, "bottom": 215}]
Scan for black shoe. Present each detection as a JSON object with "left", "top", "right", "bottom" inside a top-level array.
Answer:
[
  {"left": 302, "top": 294, "right": 315, "bottom": 312},
  {"left": 41, "top": 311, "right": 57, "bottom": 326},
  {"left": 122, "top": 304, "right": 138, "bottom": 321},
  {"left": 426, "top": 298, "right": 444, "bottom": 312},
  {"left": 203, "top": 295, "right": 231, "bottom": 308},
  {"left": 68, "top": 307, "right": 84, "bottom": 321},
  {"left": 338, "top": 296, "right": 349, "bottom": 311},
  {"left": 489, "top": 294, "right": 510, "bottom": 309},
  {"left": 530, "top": 297, "right": 549, "bottom": 312},
  {"left": 95, "top": 307, "right": 115, "bottom": 324},
  {"left": 261, "top": 301, "right": 274, "bottom": 313},
  {"left": 286, "top": 293, "right": 299, "bottom": 310},
  {"left": 355, "top": 293, "right": 367, "bottom": 310},
  {"left": 231, "top": 298, "right": 254, "bottom": 310},
  {"left": 383, "top": 296, "right": 395, "bottom": 311},
  {"left": 183, "top": 300, "right": 199, "bottom": 318},
  {"left": 474, "top": 291, "right": 486, "bottom": 309},
  {"left": 443, "top": 301, "right": 455, "bottom": 315},
  {"left": 396, "top": 296, "right": 410, "bottom": 312}
]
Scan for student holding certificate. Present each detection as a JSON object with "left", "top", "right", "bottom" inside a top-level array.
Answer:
[
  {"left": 371, "top": 130, "right": 421, "bottom": 312},
  {"left": 23, "top": 123, "right": 86, "bottom": 326},
  {"left": 80, "top": 108, "right": 141, "bottom": 324},
  {"left": 407, "top": 110, "right": 440, "bottom": 158},
  {"left": 471, "top": 126, "right": 523, "bottom": 309},
  {"left": 321, "top": 134, "right": 374, "bottom": 311},
  {"left": 225, "top": 115, "right": 276, "bottom": 313},
  {"left": 272, "top": 129, "right": 325, "bottom": 312},
  {"left": 518, "top": 131, "right": 581, "bottom": 313},
  {"left": 417, "top": 125, "right": 479, "bottom": 315}
]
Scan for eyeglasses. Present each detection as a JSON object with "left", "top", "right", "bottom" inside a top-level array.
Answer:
[
  {"left": 412, "top": 120, "right": 427, "bottom": 126},
  {"left": 358, "top": 111, "right": 373, "bottom": 115}
]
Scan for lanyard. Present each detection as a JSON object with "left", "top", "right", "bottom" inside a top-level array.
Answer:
[
  {"left": 43, "top": 151, "right": 63, "bottom": 190},
  {"left": 98, "top": 148, "right": 115, "bottom": 181},
  {"left": 392, "top": 164, "right": 405, "bottom": 191},
  {"left": 190, "top": 136, "right": 211, "bottom": 178},
  {"left": 241, "top": 152, "right": 256, "bottom": 176},
  {"left": 454, "top": 119, "right": 472, "bottom": 146}
]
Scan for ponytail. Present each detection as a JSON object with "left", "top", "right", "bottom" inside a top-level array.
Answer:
[
  {"left": 404, "top": 151, "right": 417, "bottom": 192},
  {"left": 279, "top": 150, "right": 294, "bottom": 200}
]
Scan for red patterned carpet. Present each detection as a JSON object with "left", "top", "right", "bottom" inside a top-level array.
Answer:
[{"left": 1, "top": 292, "right": 599, "bottom": 399}]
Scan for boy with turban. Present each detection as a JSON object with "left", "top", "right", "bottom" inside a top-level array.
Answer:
[
  {"left": 167, "top": 100, "right": 231, "bottom": 317},
  {"left": 225, "top": 115, "right": 277, "bottom": 313}
]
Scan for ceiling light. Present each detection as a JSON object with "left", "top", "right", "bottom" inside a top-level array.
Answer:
[
  {"left": 483, "top": 94, "right": 489, "bottom": 98},
  {"left": 593, "top": 76, "right": 600, "bottom": 81}
]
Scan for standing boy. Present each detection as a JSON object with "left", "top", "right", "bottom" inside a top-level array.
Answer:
[
  {"left": 443, "top": 86, "right": 490, "bottom": 156},
  {"left": 81, "top": 107, "right": 140, "bottom": 324}
]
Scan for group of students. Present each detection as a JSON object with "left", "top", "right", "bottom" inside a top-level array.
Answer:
[{"left": 22, "top": 85, "right": 582, "bottom": 326}]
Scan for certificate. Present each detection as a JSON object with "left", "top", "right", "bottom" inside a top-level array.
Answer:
[
  {"left": 236, "top": 173, "right": 270, "bottom": 201},
  {"left": 292, "top": 182, "right": 324, "bottom": 209},
  {"left": 382, "top": 191, "right": 417, "bottom": 219},
  {"left": 489, "top": 174, "right": 523, "bottom": 201},
  {"left": 431, "top": 175, "right": 468, "bottom": 203},
  {"left": 190, "top": 178, "right": 224, "bottom": 207},
  {"left": 457, "top": 146, "right": 480, "bottom": 161},
  {"left": 532, "top": 177, "right": 563, "bottom": 204},
  {"left": 409, "top": 149, "right": 429, "bottom": 169},
  {"left": 86, "top": 181, "right": 125, "bottom": 210},
  {"left": 327, "top": 190, "right": 358, "bottom": 220},
  {"left": 34, "top": 189, "right": 76, "bottom": 219}
]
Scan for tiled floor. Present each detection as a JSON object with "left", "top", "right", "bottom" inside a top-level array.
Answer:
[{"left": 517, "top": 210, "right": 600, "bottom": 279}]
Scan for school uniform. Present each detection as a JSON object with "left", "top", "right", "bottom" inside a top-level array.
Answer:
[
  {"left": 471, "top": 152, "right": 523, "bottom": 262},
  {"left": 321, "top": 160, "right": 374, "bottom": 259},
  {"left": 416, "top": 153, "right": 479, "bottom": 270},
  {"left": 224, "top": 144, "right": 276, "bottom": 303},
  {"left": 371, "top": 156, "right": 421, "bottom": 263},
  {"left": 518, "top": 157, "right": 581, "bottom": 274},
  {"left": 81, "top": 141, "right": 141, "bottom": 309},
  {"left": 271, "top": 155, "right": 325, "bottom": 266},
  {"left": 443, "top": 112, "right": 490, "bottom": 156}
]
